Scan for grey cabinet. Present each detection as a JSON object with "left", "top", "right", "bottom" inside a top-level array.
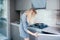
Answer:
[
  {"left": 16, "top": 0, "right": 46, "bottom": 10},
  {"left": 16, "top": 0, "right": 60, "bottom": 10},
  {"left": 16, "top": 0, "right": 31, "bottom": 10},
  {"left": 10, "top": 23, "right": 24, "bottom": 40}
]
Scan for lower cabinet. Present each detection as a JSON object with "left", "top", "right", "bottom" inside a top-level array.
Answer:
[{"left": 10, "top": 23, "right": 24, "bottom": 40}]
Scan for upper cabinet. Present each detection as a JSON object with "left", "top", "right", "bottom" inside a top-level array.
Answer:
[
  {"left": 47, "top": 0, "right": 60, "bottom": 10},
  {"left": 16, "top": 0, "right": 60, "bottom": 10},
  {"left": 16, "top": 0, "right": 46, "bottom": 10},
  {"left": 16, "top": 0, "right": 31, "bottom": 10}
]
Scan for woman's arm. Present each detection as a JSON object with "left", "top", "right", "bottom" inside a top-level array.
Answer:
[{"left": 25, "top": 29, "right": 38, "bottom": 37}]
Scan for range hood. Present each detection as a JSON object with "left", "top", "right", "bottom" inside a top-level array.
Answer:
[{"left": 31, "top": 0, "right": 46, "bottom": 9}]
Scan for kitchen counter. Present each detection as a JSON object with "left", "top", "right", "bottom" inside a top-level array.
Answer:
[
  {"left": 11, "top": 23, "right": 60, "bottom": 40},
  {"left": 28, "top": 27, "right": 60, "bottom": 34},
  {"left": 28, "top": 27, "right": 60, "bottom": 40}
]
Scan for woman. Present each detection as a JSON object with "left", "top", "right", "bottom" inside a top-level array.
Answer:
[{"left": 20, "top": 8, "right": 39, "bottom": 40}]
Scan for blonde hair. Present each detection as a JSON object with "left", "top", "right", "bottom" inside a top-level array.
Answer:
[
  {"left": 25, "top": 8, "right": 37, "bottom": 16},
  {"left": 29, "top": 8, "right": 37, "bottom": 14}
]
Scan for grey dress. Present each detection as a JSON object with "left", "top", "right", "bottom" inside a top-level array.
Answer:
[{"left": 20, "top": 13, "right": 29, "bottom": 38}]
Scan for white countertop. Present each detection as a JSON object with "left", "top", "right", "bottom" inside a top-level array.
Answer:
[
  {"left": 28, "top": 27, "right": 60, "bottom": 36},
  {"left": 10, "top": 23, "right": 20, "bottom": 27}
]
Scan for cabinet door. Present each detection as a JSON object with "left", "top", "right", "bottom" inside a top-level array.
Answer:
[{"left": 16, "top": 0, "right": 32, "bottom": 10}]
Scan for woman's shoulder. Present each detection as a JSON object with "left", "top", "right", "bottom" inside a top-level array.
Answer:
[
  {"left": 24, "top": 11, "right": 29, "bottom": 16},
  {"left": 20, "top": 12, "right": 27, "bottom": 19},
  {"left": 21, "top": 10, "right": 30, "bottom": 17}
]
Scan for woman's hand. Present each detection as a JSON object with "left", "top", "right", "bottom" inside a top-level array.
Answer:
[{"left": 32, "top": 32, "right": 40, "bottom": 37}]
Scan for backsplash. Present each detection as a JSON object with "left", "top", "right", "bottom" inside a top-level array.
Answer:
[{"left": 34, "top": 10, "right": 60, "bottom": 27}]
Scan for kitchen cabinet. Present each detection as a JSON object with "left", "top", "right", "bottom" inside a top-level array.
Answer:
[
  {"left": 10, "top": 23, "right": 23, "bottom": 40},
  {"left": 15, "top": 0, "right": 46, "bottom": 10},
  {"left": 16, "top": 0, "right": 60, "bottom": 10},
  {"left": 28, "top": 27, "right": 60, "bottom": 40},
  {"left": 16, "top": 0, "right": 31, "bottom": 10}
]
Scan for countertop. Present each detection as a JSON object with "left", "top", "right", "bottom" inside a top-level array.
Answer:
[{"left": 10, "top": 23, "right": 60, "bottom": 36}]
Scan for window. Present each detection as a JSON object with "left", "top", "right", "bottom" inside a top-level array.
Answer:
[{"left": 0, "top": 0, "right": 4, "bottom": 17}]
